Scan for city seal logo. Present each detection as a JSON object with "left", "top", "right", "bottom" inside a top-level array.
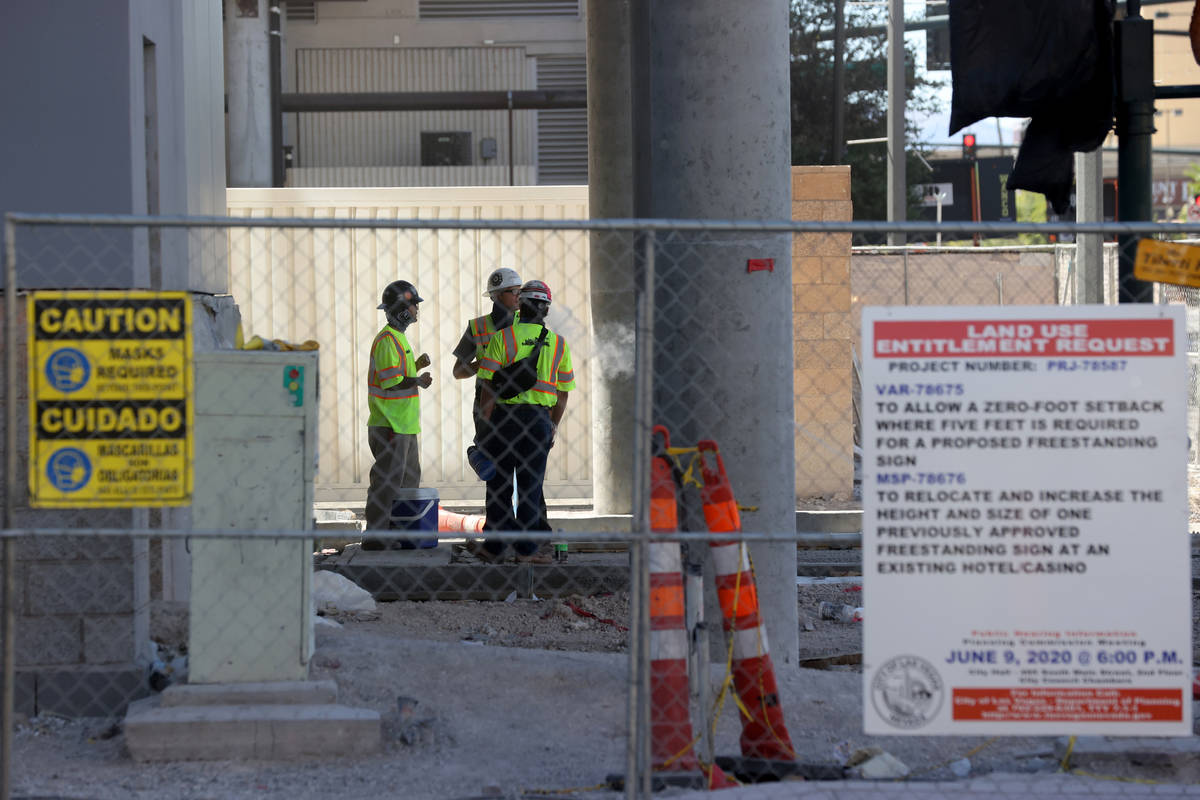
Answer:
[{"left": 871, "top": 655, "right": 943, "bottom": 729}]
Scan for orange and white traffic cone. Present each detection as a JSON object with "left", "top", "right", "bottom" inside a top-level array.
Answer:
[
  {"left": 648, "top": 427, "right": 737, "bottom": 790},
  {"left": 438, "top": 506, "right": 485, "bottom": 533},
  {"left": 698, "top": 440, "right": 796, "bottom": 764}
]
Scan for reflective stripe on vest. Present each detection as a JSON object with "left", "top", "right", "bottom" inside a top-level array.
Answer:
[
  {"left": 477, "top": 325, "right": 515, "bottom": 375},
  {"left": 369, "top": 331, "right": 416, "bottom": 400},
  {"left": 529, "top": 333, "right": 565, "bottom": 396},
  {"left": 468, "top": 314, "right": 498, "bottom": 360}
]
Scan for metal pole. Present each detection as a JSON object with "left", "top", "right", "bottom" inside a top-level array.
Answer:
[
  {"left": 1, "top": 539, "right": 11, "bottom": 800},
  {"left": 627, "top": 231, "right": 655, "bottom": 798},
  {"left": 269, "top": 3, "right": 284, "bottom": 187},
  {"left": 970, "top": 162, "right": 981, "bottom": 246},
  {"left": 507, "top": 91, "right": 515, "bottom": 186},
  {"left": 1075, "top": 150, "right": 1105, "bottom": 304},
  {"left": 1116, "top": 0, "right": 1156, "bottom": 303},
  {"left": 886, "top": 0, "right": 906, "bottom": 245},
  {"left": 683, "top": 551, "right": 711, "bottom": 762},
  {"left": 3, "top": 216, "right": 18, "bottom": 800},
  {"left": 832, "top": 0, "right": 845, "bottom": 162},
  {"left": 935, "top": 193, "right": 944, "bottom": 247},
  {"left": 625, "top": 2, "right": 652, "bottom": 790}
]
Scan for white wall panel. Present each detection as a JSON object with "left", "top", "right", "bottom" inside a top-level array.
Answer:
[
  {"left": 226, "top": 186, "right": 591, "bottom": 505},
  {"left": 287, "top": 165, "right": 537, "bottom": 186}
]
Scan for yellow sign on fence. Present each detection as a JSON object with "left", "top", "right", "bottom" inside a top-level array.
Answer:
[
  {"left": 1134, "top": 238, "right": 1200, "bottom": 288},
  {"left": 27, "top": 291, "right": 193, "bottom": 507}
]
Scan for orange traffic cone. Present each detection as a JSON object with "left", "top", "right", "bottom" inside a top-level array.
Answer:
[
  {"left": 698, "top": 440, "right": 796, "bottom": 763},
  {"left": 438, "top": 506, "right": 485, "bottom": 533},
  {"left": 648, "top": 427, "right": 737, "bottom": 790}
]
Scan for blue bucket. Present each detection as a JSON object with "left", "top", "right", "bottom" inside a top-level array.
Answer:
[{"left": 389, "top": 487, "right": 439, "bottom": 549}]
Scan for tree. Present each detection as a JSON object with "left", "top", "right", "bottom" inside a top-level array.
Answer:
[{"left": 790, "top": 0, "right": 945, "bottom": 229}]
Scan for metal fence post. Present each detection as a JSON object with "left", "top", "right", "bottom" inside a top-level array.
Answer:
[
  {"left": 1116, "top": 0, "right": 1156, "bottom": 303},
  {"left": 627, "top": 228, "right": 655, "bottom": 798},
  {"left": 3, "top": 215, "right": 18, "bottom": 800}
]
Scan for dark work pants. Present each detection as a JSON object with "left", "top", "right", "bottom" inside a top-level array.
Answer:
[{"left": 480, "top": 404, "right": 552, "bottom": 556}]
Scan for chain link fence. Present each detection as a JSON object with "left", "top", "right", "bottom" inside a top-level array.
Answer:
[{"left": 2, "top": 214, "right": 1199, "bottom": 799}]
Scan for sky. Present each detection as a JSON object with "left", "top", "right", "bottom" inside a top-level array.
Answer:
[
  {"left": 915, "top": 69, "right": 1027, "bottom": 149},
  {"left": 891, "top": 0, "right": 1029, "bottom": 149}
]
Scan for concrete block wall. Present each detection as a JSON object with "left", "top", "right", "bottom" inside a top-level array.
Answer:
[
  {"left": 791, "top": 166, "right": 854, "bottom": 500},
  {"left": 0, "top": 297, "right": 151, "bottom": 716}
]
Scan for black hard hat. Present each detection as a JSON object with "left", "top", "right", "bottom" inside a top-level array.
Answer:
[{"left": 378, "top": 280, "right": 423, "bottom": 313}]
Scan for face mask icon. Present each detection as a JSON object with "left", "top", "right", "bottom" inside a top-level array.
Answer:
[{"left": 46, "top": 348, "right": 90, "bottom": 393}]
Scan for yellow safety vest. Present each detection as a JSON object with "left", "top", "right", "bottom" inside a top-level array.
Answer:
[
  {"left": 366, "top": 325, "right": 420, "bottom": 433},
  {"left": 467, "top": 313, "right": 501, "bottom": 361},
  {"left": 477, "top": 321, "right": 576, "bottom": 407}
]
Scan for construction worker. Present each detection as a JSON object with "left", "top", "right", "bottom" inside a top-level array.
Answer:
[
  {"left": 451, "top": 266, "right": 522, "bottom": 452},
  {"left": 363, "top": 279, "right": 432, "bottom": 548},
  {"left": 474, "top": 280, "right": 575, "bottom": 562}
]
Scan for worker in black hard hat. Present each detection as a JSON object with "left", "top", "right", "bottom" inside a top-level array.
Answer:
[{"left": 363, "top": 280, "right": 432, "bottom": 547}]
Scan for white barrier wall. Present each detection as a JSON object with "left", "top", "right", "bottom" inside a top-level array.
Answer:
[{"left": 225, "top": 186, "right": 592, "bottom": 504}]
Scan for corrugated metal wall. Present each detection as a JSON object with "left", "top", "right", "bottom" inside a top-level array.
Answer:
[
  {"left": 225, "top": 186, "right": 592, "bottom": 505},
  {"left": 286, "top": 165, "right": 537, "bottom": 187},
  {"left": 536, "top": 55, "right": 588, "bottom": 185},
  {"left": 294, "top": 47, "right": 536, "bottom": 175}
]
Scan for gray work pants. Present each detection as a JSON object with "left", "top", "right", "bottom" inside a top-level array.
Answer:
[{"left": 365, "top": 426, "right": 421, "bottom": 531}]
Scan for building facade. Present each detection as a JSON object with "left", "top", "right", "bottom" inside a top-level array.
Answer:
[{"left": 276, "top": 0, "right": 588, "bottom": 186}]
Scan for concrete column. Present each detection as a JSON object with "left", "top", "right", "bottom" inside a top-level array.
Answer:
[
  {"left": 586, "top": 0, "right": 636, "bottom": 515},
  {"left": 224, "top": 0, "right": 271, "bottom": 187},
  {"left": 1074, "top": 150, "right": 1105, "bottom": 304},
  {"left": 647, "top": 0, "right": 797, "bottom": 665}
]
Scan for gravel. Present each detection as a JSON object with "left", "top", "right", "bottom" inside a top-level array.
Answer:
[
  {"left": 6, "top": 581, "right": 1084, "bottom": 800},
  {"left": 13, "top": 469, "right": 1200, "bottom": 800}
]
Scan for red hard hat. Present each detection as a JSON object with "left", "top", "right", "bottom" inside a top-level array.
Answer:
[{"left": 519, "top": 280, "right": 551, "bottom": 304}]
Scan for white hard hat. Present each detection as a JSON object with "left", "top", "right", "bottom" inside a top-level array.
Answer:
[{"left": 483, "top": 267, "right": 522, "bottom": 296}]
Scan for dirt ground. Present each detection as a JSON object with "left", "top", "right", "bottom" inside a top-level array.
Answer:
[
  {"left": 10, "top": 468, "right": 1200, "bottom": 799},
  {"left": 12, "top": 573, "right": 1196, "bottom": 800}
]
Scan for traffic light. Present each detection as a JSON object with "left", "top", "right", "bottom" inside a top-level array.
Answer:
[{"left": 962, "top": 133, "right": 977, "bottom": 161}]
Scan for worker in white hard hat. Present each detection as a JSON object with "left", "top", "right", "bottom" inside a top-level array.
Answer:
[
  {"left": 474, "top": 279, "right": 575, "bottom": 563},
  {"left": 452, "top": 267, "right": 522, "bottom": 472}
]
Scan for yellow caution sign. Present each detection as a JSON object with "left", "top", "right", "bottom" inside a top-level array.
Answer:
[
  {"left": 1134, "top": 238, "right": 1200, "bottom": 288},
  {"left": 27, "top": 291, "right": 193, "bottom": 507}
]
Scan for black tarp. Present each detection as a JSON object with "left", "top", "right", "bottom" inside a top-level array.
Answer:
[{"left": 948, "top": 0, "right": 1115, "bottom": 214}]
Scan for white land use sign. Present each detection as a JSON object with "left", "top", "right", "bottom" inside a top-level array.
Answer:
[
  {"left": 27, "top": 291, "right": 194, "bottom": 507},
  {"left": 862, "top": 305, "right": 1191, "bottom": 736}
]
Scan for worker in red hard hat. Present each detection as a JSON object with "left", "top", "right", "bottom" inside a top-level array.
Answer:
[
  {"left": 363, "top": 279, "right": 432, "bottom": 548},
  {"left": 473, "top": 279, "right": 575, "bottom": 563}
]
